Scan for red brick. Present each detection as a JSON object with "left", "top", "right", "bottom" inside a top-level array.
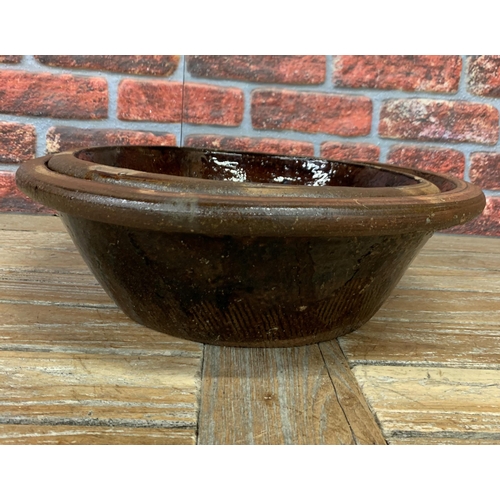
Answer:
[
  {"left": 379, "top": 99, "right": 499, "bottom": 145},
  {"left": 252, "top": 89, "right": 372, "bottom": 136},
  {"left": 387, "top": 146, "right": 465, "bottom": 178},
  {"left": 0, "top": 122, "right": 36, "bottom": 163},
  {"left": 470, "top": 153, "right": 500, "bottom": 190},
  {"left": 118, "top": 80, "right": 183, "bottom": 122},
  {"left": 187, "top": 56, "right": 326, "bottom": 84},
  {"left": 334, "top": 56, "right": 461, "bottom": 93},
  {"left": 0, "top": 56, "right": 22, "bottom": 64},
  {"left": 320, "top": 142, "right": 380, "bottom": 162},
  {"left": 118, "top": 80, "right": 244, "bottom": 126},
  {"left": 184, "top": 135, "right": 314, "bottom": 156},
  {"left": 444, "top": 196, "right": 500, "bottom": 237},
  {"left": 46, "top": 127, "right": 177, "bottom": 154},
  {"left": 184, "top": 83, "right": 244, "bottom": 126},
  {"left": 467, "top": 56, "right": 500, "bottom": 97},
  {"left": 0, "top": 171, "right": 54, "bottom": 214},
  {"left": 35, "top": 55, "right": 180, "bottom": 77},
  {"left": 0, "top": 70, "right": 107, "bottom": 119}
]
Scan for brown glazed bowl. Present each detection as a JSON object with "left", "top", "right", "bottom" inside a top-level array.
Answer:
[{"left": 16, "top": 146, "right": 485, "bottom": 347}]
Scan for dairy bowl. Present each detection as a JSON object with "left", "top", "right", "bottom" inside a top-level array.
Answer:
[{"left": 16, "top": 146, "right": 485, "bottom": 347}]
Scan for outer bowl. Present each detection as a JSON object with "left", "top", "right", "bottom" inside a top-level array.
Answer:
[{"left": 16, "top": 146, "right": 485, "bottom": 347}]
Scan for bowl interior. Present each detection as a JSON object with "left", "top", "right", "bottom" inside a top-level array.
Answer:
[{"left": 75, "top": 146, "right": 421, "bottom": 188}]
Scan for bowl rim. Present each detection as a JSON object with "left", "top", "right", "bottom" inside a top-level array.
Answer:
[{"left": 15, "top": 146, "right": 486, "bottom": 237}]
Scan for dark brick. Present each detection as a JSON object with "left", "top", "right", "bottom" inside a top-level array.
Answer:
[
  {"left": 184, "top": 84, "right": 244, "bottom": 126},
  {"left": 334, "top": 56, "right": 461, "bottom": 93},
  {"left": 252, "top": 89, "right": 372, "bottom": 136},
  {"left": 379, "top": 99, "right": 499, "bottom": 145},
  {"left": 0, "top": 171, "right": 54, "bottom": 214},
  {"left": 184, "top": 135, "right": 314, "bottom": 156},
  {"left": 387, "top": 146, "right": 465, "bottom": 178},
  {"left": 0, "top": 56, "right": 22, "bottom": 64},
  {"left": 470, "top": 153, "right": 500, "bottom": 190},
  {"left": 320, "top": 142, "right": 380, "bottom": 162},
  {"left": 0, "top": 122, "right": 36, "bottom": 163},
  {"left": 444, "top": 196, "right": 500, "bottom": 237},
  {"left": 187, "top": 55, "right": 326, "bottom": 84},
  {"left": 46, "top": 127, "right": 177, "bottom": 154},
  {"left": 467, "top": 56, "right": 500, "bottom": 97},
  {"left": 118, "top": 80, "right": 183, "bottom": 122},
  {"left": 35, "top": 55, "right": 180, "bottom": 77},
  {"left": 0, "top": 70, "right": 107, "bottom": 119}
]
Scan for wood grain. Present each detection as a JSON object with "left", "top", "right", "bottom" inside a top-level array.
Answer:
[
  {"left": 198, "top": 344, "right": 357, "bottom": 445},
  {"left": 318, "top": 341, "right": 386, "bottom": 444},
  {"left": 0, "top": 303, "right": 202, "bottom": 355},
  {"left": 0, "top": 214, "right": 64, "bottom": 232},
  {"left": 388, "top": 436, "right": 500, "bottom": 445},
  {"left": 0, "top": 271, "right": 113, "bottom": 305},
  {"left": 0, "top": 214, "right": 203, "bottom": 444},
  {"left": 340, "top": 320, "right": 500, "bottom": 369},
  {"left": 0, "top": 424, "right": 196, "bottom": 444},
  {"left": 368, "top": 289, "right": 500, "bottom": 326},
  {"left": 0, "top": 349, "right": 201, "bottom": 424},
  {"left": 398, "top": 267, "right": 500, "bottom": 294},
  {"left": 198, "top": 342, "right": 386, "bottom": 445},
  {"left": 341, "top": 233, "right": 500, "bottom": 445},
  {"left": 0, "top": 229, "right": 78, "bottom": 247},
  {"left": 352, "top": 365, "right": 500, "bottom": 444},
  {"left": 423, "top": 234, "right": 500, "bottom": 254}
]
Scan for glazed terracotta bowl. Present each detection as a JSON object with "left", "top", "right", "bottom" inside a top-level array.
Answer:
[{"left": 16, "top": 146, "right": 485, "bottom": 347}]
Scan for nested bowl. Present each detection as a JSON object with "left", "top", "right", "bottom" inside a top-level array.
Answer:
[{"left": 16, "top": 146, "right": 485, "bottom": 347}]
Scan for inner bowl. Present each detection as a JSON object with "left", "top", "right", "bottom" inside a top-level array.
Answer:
[
  {"left": 15, "top": 146, "right": 486, "bottom": 347},
  {"left": 73, "top": 146, "right": 429, "bottom": 188},
  {"left": 46, "top": 146, "right": 440, "bottom": 200}
]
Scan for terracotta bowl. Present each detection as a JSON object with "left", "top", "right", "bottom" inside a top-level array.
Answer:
[{"left": 16, "top": 146, "right": 485, "bottom": 347}]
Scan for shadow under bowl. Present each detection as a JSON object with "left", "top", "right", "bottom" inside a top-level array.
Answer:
[{"left": 16, "top": 146, "right": 485, "bottom": 347}]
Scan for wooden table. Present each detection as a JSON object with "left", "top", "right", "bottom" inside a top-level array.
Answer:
[{"left": 0, "top": 214, "right": 498, "bottom": 445}]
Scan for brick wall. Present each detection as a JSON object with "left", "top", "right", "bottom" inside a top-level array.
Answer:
[{"left": 1, "top": 55, "right": 499, "bottom": 236}]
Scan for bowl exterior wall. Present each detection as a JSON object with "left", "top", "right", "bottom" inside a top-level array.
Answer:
[{"left": 61, "top": 213, "right": 431, "bottom": 347}]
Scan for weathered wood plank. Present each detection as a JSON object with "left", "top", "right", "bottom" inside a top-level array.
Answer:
[
  {"left": 0, "top": 215, "right": 204, "bottom": 442},
  {"left": 0, "top": 229, "right": 76, "bottom": 248},
  {"left": 340, "top": 320, "right": 500, "bottom": 369},
  {"left": 318, "top": 341, "right": 386, "bottom": 445},
  {"left": 353, "top": 365, "right": 500, "bottom": 412},
  {"left": 0, "top": 247, "right": 90, "bottom": 274},
  {"left": 0, "top": 301, "right": 202, "bottom": 355},
  {"left": 0, "top": 271, "right": 112, "bottom": 305},
  {"left": 0, "top": 350, "right": 201, "bottom": 427},
  {"left": 420, "top": 234, "right": 500, "bottom": 255},
  {"left": 388, "top": 436, "right": 500, "bottom": 445},
  {"left": 351, "top": 365, "right": 500, "bottom": 444},
  {"left": 411, "top": 234, "right": 500, "bottom": 275},
  {"left": 198, "top": 345, "right": 356, "bottom": 445},
  {"left": 371, "top": 288, "right": 500, "bottom": 325},
  {"left": 377, "top": 410, "right": 500, "bottom": 435},
  {"left": 0, "top": 224, "right": 89, "bottom": 274},
  {"left": 398, "top": 267, "right": 500, "bottom": 294},
  {"left": 0, "top": 424, "right": 196, "bottom": 444},
  {"left": 411, "top": 249, "right": 500, "bottom": 272},
  {"left": 0, "top": 214, "right": 65, "bottom": 232}
]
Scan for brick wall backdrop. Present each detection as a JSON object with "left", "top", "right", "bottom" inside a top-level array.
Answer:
[{"left": 1, "top": 55, "right": 499, "bottom": 236}]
